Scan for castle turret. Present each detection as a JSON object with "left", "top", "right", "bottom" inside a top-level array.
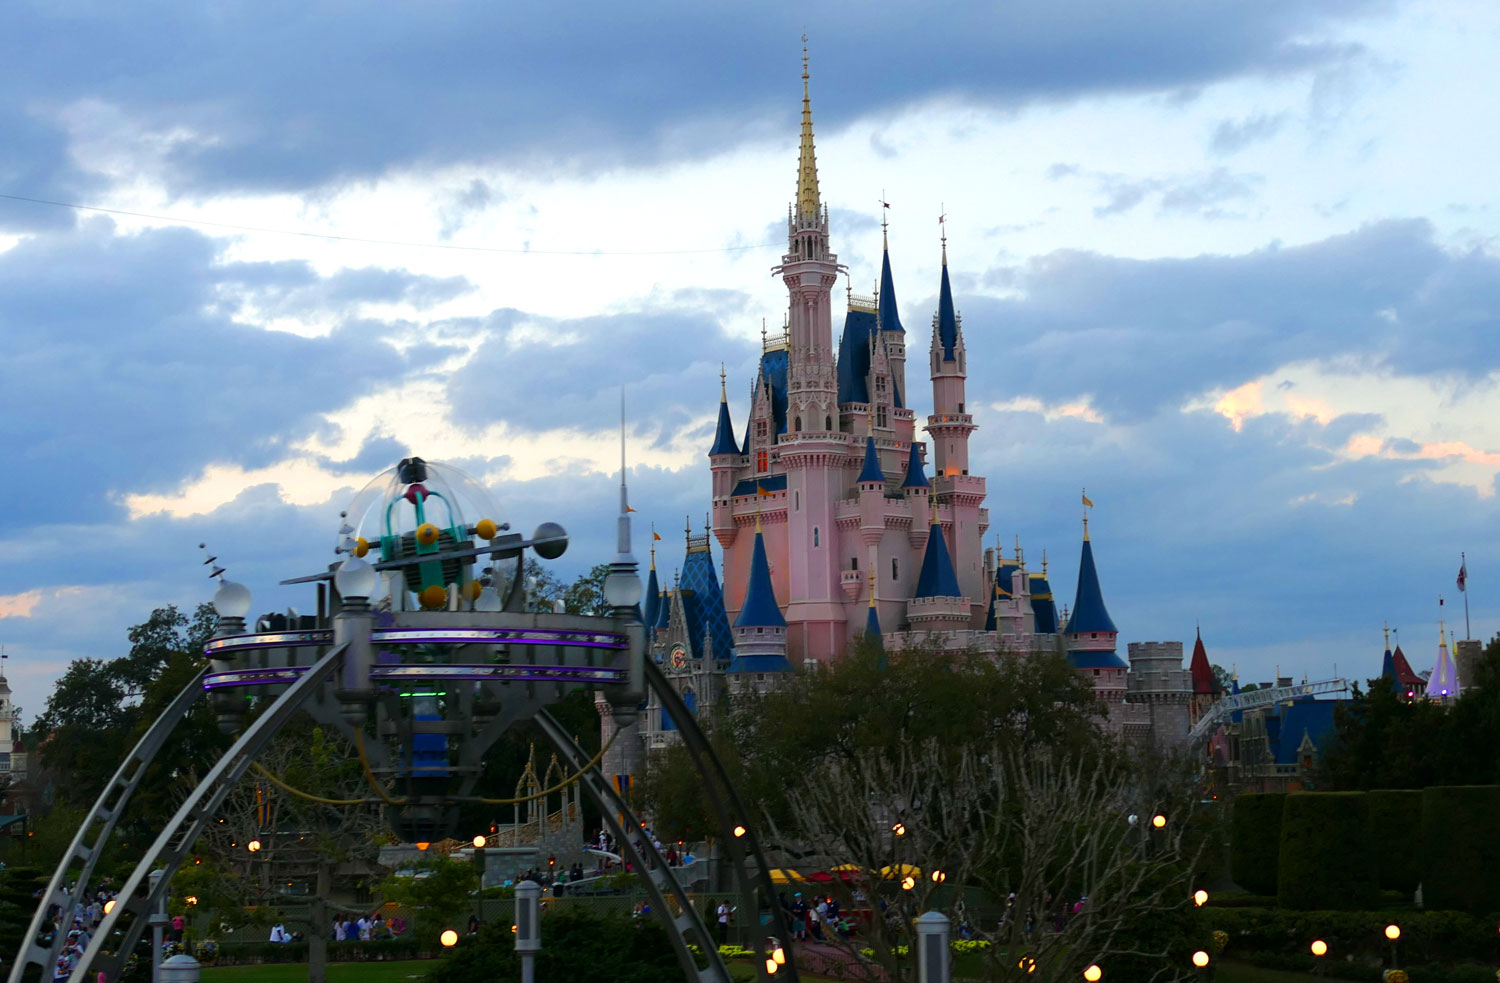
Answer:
[
  {"left": 1430, "top": 623, "right": 1459, "bottom": 700},
  {"left": 1064, "top": 517, "right": 1127, "bottom": 707},
  {"left": 878, "top": 227, "right": 909, "bottom": 444},
  {"left": 643, "top": 543, "right": 661, "bottom": 636},
  {"left": 908, "top": 498, "right": 970, "bottom": 632},
  {"left": 727, "top": 517, "right": 792, "bottom": 698},
  {"left": 1187, "top": 628, "right": 1220, "bottom": 722}
]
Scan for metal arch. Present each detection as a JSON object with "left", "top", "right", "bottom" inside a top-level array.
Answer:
[
  {"left": 65, "top": 644, "right": 346, "bottom": 983},
  {"left": 531, "top": 709, "right": 733, "bottom": 983},
  {"left": 7, "top": 664, "right": 210, "bottom": 983},
  {"left": 641, "top": 658, "right": 801, "bottom": 983}
]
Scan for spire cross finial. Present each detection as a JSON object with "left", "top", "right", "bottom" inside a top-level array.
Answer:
[
  {"left": 1042, "top": 549, "right": 1048, "bottom": 577},
  {"left": 720, "top": 363, "right": 727, "bottom": 400},
  {"left": 881, "top": 191, "right": 890, "bottom": 247}
]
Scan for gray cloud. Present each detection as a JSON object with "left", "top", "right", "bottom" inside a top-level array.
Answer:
[
  {"left": 1210, "top": 112, "right": 1289, "bottom": 154},
  {"left": 0, "top": 1, "right": 1387, "bottom": 201}
]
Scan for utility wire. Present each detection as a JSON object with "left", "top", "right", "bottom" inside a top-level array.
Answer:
[{"left": 0, "top": 192, "right": 781, "bottom": 257}]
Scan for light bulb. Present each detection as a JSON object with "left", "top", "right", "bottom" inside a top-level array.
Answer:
[
  {"left": 603, "top": 569, "right": 643, "bottom": 608},
  {"left": 1191, "top": 951, "right": 1209, "bottom": 968},
  {"left": 213, "top": 579, "right": 253, "bottom": 619},
  {"left": 440, "top": 929, "right": 458, "bottom": 947},
  {"left": 1311, "top": 940, "right": 1327, "bottom": 956},
  {"left": 1084, "top": 965, "right": 1102, "bottom": 981},
  {"left": 473, "top": 835, "right": 486, "bottom": 849},
  {"left": 335, "top": 555, "right": 378, "bottom": 599},
  {"left": 474, "top": 583, "right": 502, "bottom": 611}
]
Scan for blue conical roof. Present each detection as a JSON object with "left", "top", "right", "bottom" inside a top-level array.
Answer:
[
  {"left": 901, "top": 441, "right": 929, "bottom": 488},
  {"left": 936, "top": 259, "right": 959, "bottom": 362},
  {"left": 1065, "top": 535, "right": 1117, "bottom": 635},
  {"left": 1380, "top": 648, "right": 1397, "bottom": 684},
  {"left": 984, "top": 585, "right": 998, "bottom": 632},
  {"left": 878, "top": 246, "right": 905, "bottom": 334},
  {"left": 709, "top": 395, "right": 739, "bottom": 456},
  {"left": 836, "top": 308, "right": 877, "bottom": 404},
  {"left": 914, "top": 518, "right": 961, "bottom": 599},
  {"left": 857, "top": 436, "right": 884, "bottom": 484},
  {"left": 654, "top": 583, "right": 672, "bottom": 630},
  {"left": 643, "top": 564, "right": 660, "bottom": 629},
  {"left": 734, "top": 527, "right": 786, "bottom": 629}
]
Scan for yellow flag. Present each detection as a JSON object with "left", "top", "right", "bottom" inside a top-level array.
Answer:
[
  {"left": 1081, "top": 492, "right": 1094, "bottom": 509},
  {"left": 626, "top": 506, "right": 637, "bottom": 513},
  {"left": 652, "top": 531, "right": 662, "bottom": 541}
]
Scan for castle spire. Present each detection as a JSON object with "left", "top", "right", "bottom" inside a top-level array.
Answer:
[
  {"left": 857, "top": 433, "right": 884, "bottom": 484},
  {"left": 709, "top": 364, "right": 739, "bottom": 456},
  {"left": 734, "top": 519, "right": 786, "bottom": 629},
  {"left": 1065, "top": 526, "right": 1117, "bottom": 635},
  {"left": 935, "top": 239, "right": 959, "bottom": 362},
  {"left": 914, "top": 497, "right": 961, "bottom": 599},
  {"left": 795, "top": 37, "right": 820, "bottom": 225},
  {"left": 901, "top": 439, "right": 930, "bottom": 488}
]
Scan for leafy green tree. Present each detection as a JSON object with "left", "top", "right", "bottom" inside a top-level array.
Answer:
[
  {"left": 640, "top": 636, "right": 1107, "bottom": 840},
  {"left": 379, "top": 854, "right": 479, "bottom": 935},
  {"left": 561, "top": 563, "right": 611, "bottom": 616}
]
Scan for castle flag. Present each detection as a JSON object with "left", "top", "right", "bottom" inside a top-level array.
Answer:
[
  {"left": 1082, "top": 492, "right": 1094, "bottom": 509},
  {"left": 1457, "top": 558, "right": 1467, "bottom": 592}
]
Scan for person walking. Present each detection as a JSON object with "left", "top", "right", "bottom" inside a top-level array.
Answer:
[{"left": 715, "top": 901, "right": 732, "bottom": 945}]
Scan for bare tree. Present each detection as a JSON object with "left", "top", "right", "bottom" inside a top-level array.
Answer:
[
  {"left": 176, "top": 725, "right": 389, "bottom": 983},
  {"left": 776, "top": 738, "right": 1206, "bottom": 982}
]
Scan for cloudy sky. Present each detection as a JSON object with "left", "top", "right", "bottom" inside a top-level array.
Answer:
[{"left": 1, "top": 0, "right": 1497, "bottom": 718}]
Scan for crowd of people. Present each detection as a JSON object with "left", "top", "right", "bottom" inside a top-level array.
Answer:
[{"left": 40, "top": 882, "right": 121, "bottom": 982}]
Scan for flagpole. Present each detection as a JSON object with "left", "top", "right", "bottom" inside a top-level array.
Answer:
[{"left": 1463, "top": 551, "right": 1470, "bottom": 640}]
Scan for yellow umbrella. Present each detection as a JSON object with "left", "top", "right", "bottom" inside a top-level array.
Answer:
[
  {"left": 769, "top": 869, "right": 805, "bottom": 884},
  {"left": 879, "top": 864, "right": 923, "bottom": 879}
]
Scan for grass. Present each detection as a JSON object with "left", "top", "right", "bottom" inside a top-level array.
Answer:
[{"left": 201, "top": 961, "right": 433, "bottom": 983}]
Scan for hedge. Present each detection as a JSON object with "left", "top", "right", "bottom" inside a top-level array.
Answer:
[
  {"left": 1210, "top": 907, "right": 1500, "bottom": 966},
  {"left": 1230, "top": 792, "right": 1285, "bottom": 896},
  {"left": 1277, "top": 792, "right": 1376, "bottom": 911},
  {"left": 1366, "top": 789, "right": 1422, "bottom": 893},
  {"left": 1422, "top": 785, "right": 1500, "bottom": 914}
]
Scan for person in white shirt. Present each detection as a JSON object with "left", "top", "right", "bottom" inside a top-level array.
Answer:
[
  {"left": 357, "top": 916, "right": 371, "bottom": 941},
  {"left": 269, "top": 923, "right": 288, "bottom": 943}
]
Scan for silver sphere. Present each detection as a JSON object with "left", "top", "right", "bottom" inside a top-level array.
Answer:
[{"left": 532, "top": 522, "right": 568, "bottom": 559}]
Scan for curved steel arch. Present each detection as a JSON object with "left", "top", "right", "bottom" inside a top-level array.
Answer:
[
  {"left": 531, "top": 710, "right": 733, "bottom": 983},
  {"left": 6, "top": 666, "right": 209, "bottom": 983},
  {"left": 641, "top": 658, "right": 801, "bottom": 983}
]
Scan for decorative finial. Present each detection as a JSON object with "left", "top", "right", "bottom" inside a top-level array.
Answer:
[
  {"left": 868, "top": 568, "right": 877, "bottom": 608},
  {"left": 939, "top": 204, "right": 947, "bottom": 266},
  {"left": 200, "top": 543, "right": 226, "bottom": 580},
  {"left": 1082, "top": 514, "right": 1090, "bottom": 542},
  {"left": 650, "top": 523, "right": 657, "bottom": 570},
  {"left": 1383, "top": 621, "right": 1390, "bottom": 650},
  {"left": 881, "top": 191, "right": 890, "bottom": 248},
  {"left": 720, "top": 363, "right": 727, "bottom": 401},
  {"left": 685, "top": 514, "right": 691, "bottom": 538},
  {"left": 930, "top": 492, "right": 940, "bottom": 527},
  {"left": 1042, "top": 549, "right": 1048, "bottom": 577}
]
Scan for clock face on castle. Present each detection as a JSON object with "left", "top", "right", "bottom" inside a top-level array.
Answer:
[{"left": 670, "top": 645, "right": 688, "bottom": 670}]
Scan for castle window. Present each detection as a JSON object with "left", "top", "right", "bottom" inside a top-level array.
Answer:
[
  {"left": 756, "top": 451, "right": 768, "bottom": 473},
  {"left": 891, "top": 559, "right": 899, "bottom": 580},
  {"left": 813, "top": 527, "right": 819, "bottom": 548},
  {"left": 824, "top": 415, "right": 832, "bottom": 430},
  {"left": 1093, "top": 669, "right": 1100, "bottom": 677},
  {"left": 958, "top": 402, "right": 964, "bottom": 412},
  {"left": 876, "top": 376, "right": 886, "bottom": 392},
  {"left": 794, "top": 416, "right": 802, "bottom": 431},
  {"left": 877, "top": 406, "right": 888, "bottom": 428},
  {"left": 851, "top": 556, "right": 858, "bottom": 570},
  {"left": 794, "top": 491, "right": 800, "bottom": 510}
]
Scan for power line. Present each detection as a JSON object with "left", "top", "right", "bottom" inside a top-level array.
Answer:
[{"left": 0, "top": 192, "right": 781, "bottom": 257}]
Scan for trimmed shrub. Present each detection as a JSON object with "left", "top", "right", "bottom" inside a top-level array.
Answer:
[
  {"left": 1230, "top": 792, "right": 1285, "bottom": 895},
  {"left": 1366, "top": 789, "right": 1422, "bottom": 893},
  {"left": 1277, "top": 792, "right": 1377, "bottom": 910},
  {"left": 1421, "top": 785, "right": 1500, "bottom": 913}
]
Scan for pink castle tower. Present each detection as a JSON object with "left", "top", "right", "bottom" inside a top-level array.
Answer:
[{"left": 712, "top": 47, "right": 993, "bottom": 664}]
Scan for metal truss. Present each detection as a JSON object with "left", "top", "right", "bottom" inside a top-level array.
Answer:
[
  {"left": 6, "top": 665, "right": 209, "bottom": 983},
  {"left": 62, "top": 644, "right": 346, "bottom": 983},
  {"left": 641, "top": 659, "right": 800, "bottom": 983},
  {"left": 531, "top": 709, "right": 733, "bottom": 983}
]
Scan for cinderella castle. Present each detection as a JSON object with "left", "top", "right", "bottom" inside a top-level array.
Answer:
[{"left": 599, "top": 51, "right": 1211, "bottom": 769}]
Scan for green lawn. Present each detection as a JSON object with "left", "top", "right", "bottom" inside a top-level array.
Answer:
[{"left": 201, "top": 961, "right": 434, "bottom": 983}]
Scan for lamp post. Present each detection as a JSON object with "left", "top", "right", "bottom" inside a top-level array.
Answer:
[
  {"left": 515, "top": 879, "right": 542, "bottom": 983},
  {"left": 914, "top": 911, "right": 950, "bottom": 983},
  {"left": 148, "top": 868, "right": 169, "bottom": 983}
]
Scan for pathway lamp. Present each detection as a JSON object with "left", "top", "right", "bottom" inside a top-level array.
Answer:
[
  {"left": 1193, "top": 889, "right": 1208, "bottom": 906},
  {"left": 440, "top": 930, "right": 458, "bottom": 947},
  {"left": 1192, "top": 951, "right": 1210, "bottom": 968},
  {"left": 1084, "top": 966, "right": 1102, "bottom": 981}
]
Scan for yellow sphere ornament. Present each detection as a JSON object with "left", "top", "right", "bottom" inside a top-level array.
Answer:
[
  {"left": 419, "top": 585, "right": 448, "bottom": 609},
  {"left": 475, "top": 518, "right": 498, "bottom": 540},
  {"left": 353, "top": 537, "right": 370, "bottom": 558},
  {"left": 463, "top": 580, "right": 483, "bottom": 601},
  {"left": 415, "top": 523, "right": 440, "bottom": 545}
]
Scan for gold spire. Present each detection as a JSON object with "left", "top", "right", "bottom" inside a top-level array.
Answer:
[
  {"left": 795, "top": 37, "right": 820, "bottom": 224},
  {"left": 650, "top": 523, "right": 656, "bottom": 570},
  {"left": 939, "top": 204, "right": 947, "bottom": 266},
  {"left": 720, "top": 363, "right": 727, "bottom": 401},
  {"left": 1082, "top": 515, "right": 1090, "bottom": 542},
  {"left": 868, "top": 568, "right": 877, "bottom": 609},
  {"left": 1439, "top": 619, "right": 1447, "bottom": 649}
]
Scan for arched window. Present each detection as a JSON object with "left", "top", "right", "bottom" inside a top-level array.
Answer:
[
  {"left": 824, "top": 415, "right": 832, "bottom": 431},
  {"left": 794, "top": 416, "right": 802, "bottom": 431}
]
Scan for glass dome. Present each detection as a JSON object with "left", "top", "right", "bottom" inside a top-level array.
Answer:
[{"left": 339, "top": 457, "right": 505, "bottom": 610}]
